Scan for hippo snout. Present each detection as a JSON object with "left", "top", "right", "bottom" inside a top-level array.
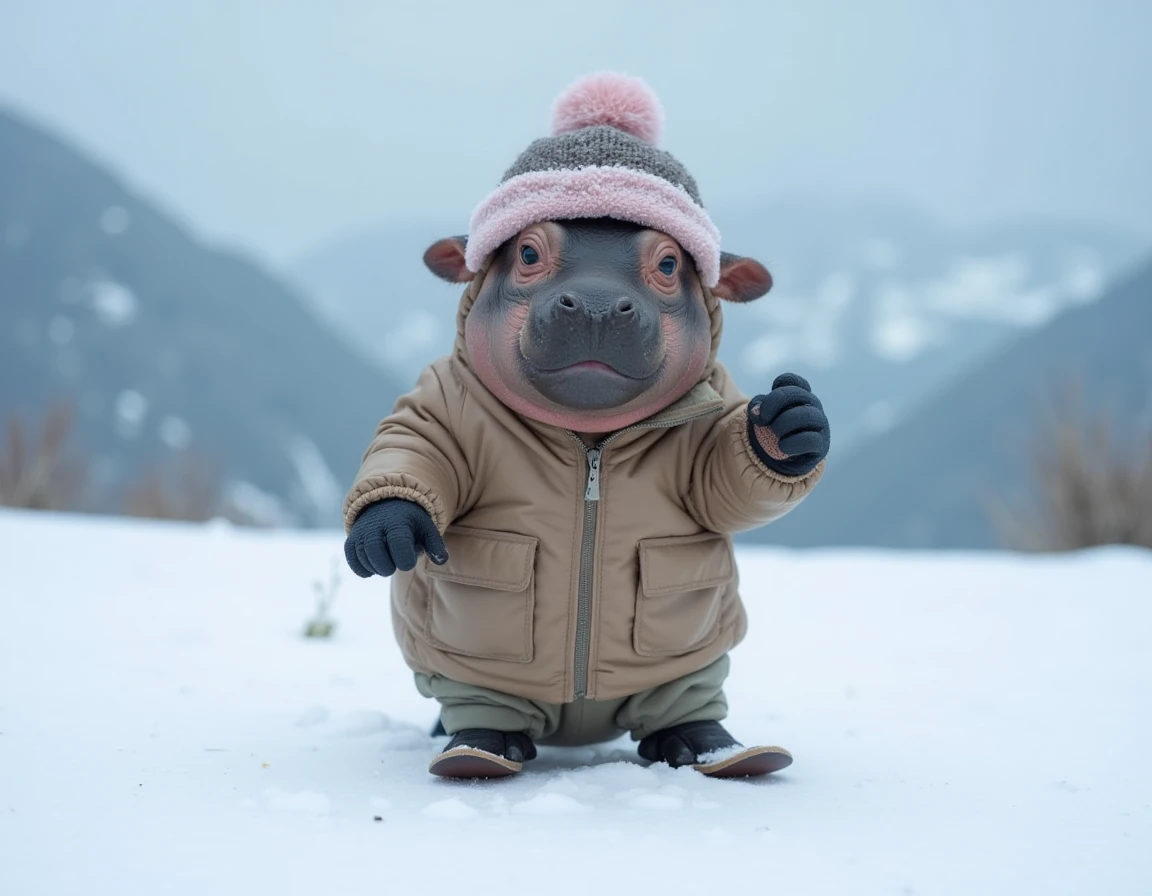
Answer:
[
  {"left": 521, "top": 287, "right": 663, "bottom": 380},
  {"left": 553, "top": 292, "right": 637, "bottom": 320}
]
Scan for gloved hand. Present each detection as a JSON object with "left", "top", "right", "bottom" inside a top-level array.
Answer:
[
  {"left": 746, "top": 373, "right": 830, "bottom": 477},
  {"left": 343, "top": 499, "right": 448, "bottom": 578}
]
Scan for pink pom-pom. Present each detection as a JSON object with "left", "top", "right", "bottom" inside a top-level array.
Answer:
[{"left": 551, "top": 72, "right": 664, "bottom": 145}]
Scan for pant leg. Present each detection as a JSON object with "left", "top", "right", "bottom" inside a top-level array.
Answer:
[
  {"left": 614, "top": 654, "right": 730, "bottom": 741},
  {"left": 414, "top": 673, "right": 562, "bottom": 740}
]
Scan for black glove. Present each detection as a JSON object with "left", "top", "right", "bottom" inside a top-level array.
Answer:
[
  {"left": 343, "top": 499, "right": 448, "bottom": 578},
  {"left": 746, "top": 373, "right": 830, "bottom": 477}
]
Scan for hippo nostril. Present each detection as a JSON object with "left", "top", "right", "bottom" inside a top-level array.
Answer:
[
  {"left": 558, "top": 294, "right": 578, "bottom": 311},
  {"left": 615, "top": 298, "right": 635, "bottom": 315}
]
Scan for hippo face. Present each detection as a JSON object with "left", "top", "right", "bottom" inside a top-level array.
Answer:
[{"left": 424, "top": 219, "right": 772, "bottom": 434}]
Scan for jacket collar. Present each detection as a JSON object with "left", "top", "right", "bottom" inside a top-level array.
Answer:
[{"left": 624, "top": 380, "right": 725, "bottom": 431}]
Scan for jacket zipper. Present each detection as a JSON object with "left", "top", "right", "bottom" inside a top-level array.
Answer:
[
  {"left": 567, "top": 403, "right": 723, "bottom": 700},
  {"left": 572, "top": 446, "right": 600, "bottom": 698}
]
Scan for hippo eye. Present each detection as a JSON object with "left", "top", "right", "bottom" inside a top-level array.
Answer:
[
  {"left": 520, "top": 245, "right": 540, "bottom": 265},
  {"left": 658, "top": 255, "right": 677, "bottom": 276}
]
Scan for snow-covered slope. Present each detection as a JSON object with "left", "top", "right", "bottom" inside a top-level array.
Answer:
[{"left": 1, "top": 510, "right": 1150, "bottom": 894}]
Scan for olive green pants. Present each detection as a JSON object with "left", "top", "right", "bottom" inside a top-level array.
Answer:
[{"left": 415, "top": 655, "right": 729, "bottom": 745}]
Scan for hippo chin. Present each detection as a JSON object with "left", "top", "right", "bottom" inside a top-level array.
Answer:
[{"left": 523, "top": 360, "right": 656, "bottom": 411}]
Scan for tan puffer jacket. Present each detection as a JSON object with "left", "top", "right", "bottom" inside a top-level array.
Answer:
[{"left": 344, "top": 265, "right": 824, "bottom": 703}]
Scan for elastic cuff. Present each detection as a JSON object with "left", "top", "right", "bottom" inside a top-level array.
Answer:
[{"left": 344, "top": 483, "right": 443, "bottom": 534}]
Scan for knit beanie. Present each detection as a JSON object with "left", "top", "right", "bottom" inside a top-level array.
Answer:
[{"left": 465, "top": 72, "right": 722, "bottom": 287}]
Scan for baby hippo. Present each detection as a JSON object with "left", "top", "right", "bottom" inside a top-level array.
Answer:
[{"left": 342, "top": 73, "right": 829, "bottom": 778}]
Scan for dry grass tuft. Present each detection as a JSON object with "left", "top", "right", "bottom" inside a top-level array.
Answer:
[
  {"left": 990, "top": 391, "right": 1152, "bottom": 551},
  {"left": 0, "top": 405, "right": 88, "bottom": 511}
]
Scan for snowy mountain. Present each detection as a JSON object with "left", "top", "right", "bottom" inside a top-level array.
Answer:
[
  {"left": 0, "top": 107, "right": 405, "bottom": 526},
  {"left": 2, "top": 509, "right": 1150, "bottom": 894},
  {"left": 759, "top": 256, "right": 1152, "bottom": 548},
  {"left": 289, "top": 199, "right": 1144, "bottom": 452}
]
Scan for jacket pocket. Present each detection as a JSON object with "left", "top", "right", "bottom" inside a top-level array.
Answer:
[
  {"left": 633, "top": 533, "right": 734, "bottom": 657},
  {"left": 423, "top": 526, "right": 538, "bottom": 663}
]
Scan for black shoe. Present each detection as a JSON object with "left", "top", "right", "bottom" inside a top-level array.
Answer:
[
  {"left": 638, "top": 720, "right": 740, "bottom": 768},
  {"left": 428, "top": 728, "right": 537, "bottom": 779}
]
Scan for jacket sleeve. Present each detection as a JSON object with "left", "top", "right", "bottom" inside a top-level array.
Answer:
[
  {"left": 342, "top": 362, "right": 471, "bottom": 534},
  {"left": 684, "top": 370, "right": 825, "bottom": 535}
]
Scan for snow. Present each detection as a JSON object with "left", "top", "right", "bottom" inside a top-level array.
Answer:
[
  {"left": 745, "top": 274, "right": 852, "bottom": 371},
  {"left": 158, "top": 415, "right": 192, "bottom": 450},
  {"left": 921, "top": 254, "right": 1101, "bottom": 327},
  {"left": 88, "top": 278, "right": 139, "bottom": 327},
  {"left": 695, "top": 744, "right": 755, "bottom": 764},
  {"left": 741, "top": 251, "right": 1111, "bottom": 374},
  {"left": 113, "top": 388, "right": 147, "bottom": 439},
  {"left": 1, "top": 510, "right": 1150, "bottom": 895},
  {"left": 263, "top": 788, "right": 331, "bottom": 814},
  {"left": 1062, "top": 254, "right": 1105, "bottom": 304},
  {"left": 870, "top": 280, "right": 941, "bottom": 361},
  {"left": 423, "top": 797, "right": 480, "bottom": 819}
]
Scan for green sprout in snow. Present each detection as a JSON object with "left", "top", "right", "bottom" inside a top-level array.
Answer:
[{"left": 304, "top": 558, "right": 341, "bottom": 638}]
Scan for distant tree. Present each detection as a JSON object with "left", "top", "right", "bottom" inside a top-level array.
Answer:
[
  {"left": 0, "top": 405, "right": 88, "bottom": 511},
  {"left": 121, "top": 453, "right": 249, "bottom": 524},
  {"left": 990, "top": 388, "right": 1152, "bottom": 550}
]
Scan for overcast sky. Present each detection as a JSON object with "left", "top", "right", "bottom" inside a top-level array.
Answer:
[{"left": 1, "top": 0, "right": 1149, "bottom": 265}]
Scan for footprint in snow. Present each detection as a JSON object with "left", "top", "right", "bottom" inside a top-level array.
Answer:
[
  {"left": 329, "top": 710, "right": 390, "bottom": 737},
  {"left": 628, "top": 793, "right": 684, "bottom": 810},
  {"left": 538, "top": 774, "right": 604, "bottom": 800},
  {"left": 263, "top": 787, "right": 332, "bottom": 815},
  {"left": 295, "top": 706, "right": 330, "bottom": 728},
  {"left": 511, "top": 793, "right": 593, "bottom": 816},
  {"left": 326, "top": 711, "right": 427, "bottom": 748},
  {"left": 422, "top": 798, "right": 479, "bottom": 820}
]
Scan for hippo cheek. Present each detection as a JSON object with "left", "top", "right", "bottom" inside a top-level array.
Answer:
[
  {"left": 658, "top": 313, "right": 713, "bottom": 404},
  {"left": 465, "top": 304, "right": 533, "bottom": 401}
]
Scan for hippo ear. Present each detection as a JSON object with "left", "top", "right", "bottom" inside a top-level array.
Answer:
[
  {"left": 423, "top": 236, "right": 474, "bottom": 283},
  {"left": 713, "top": 252, "right": 773, "bottom": 303}
]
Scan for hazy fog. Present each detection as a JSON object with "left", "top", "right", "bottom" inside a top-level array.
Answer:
[{"left": 1, "top": 0, "right": 1149, "bottom": 265}]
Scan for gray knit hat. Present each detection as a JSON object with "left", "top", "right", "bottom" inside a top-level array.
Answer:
[{"left": 465, "top": 72, "right": 722, "bottom": 286}]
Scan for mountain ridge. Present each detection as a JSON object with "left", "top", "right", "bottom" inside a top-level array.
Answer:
[
  {"left": 754, "top": 255, "right": 1152, "bottom": 548},
  {"left": 0, "top": 106, "right": 405, "bottom": 526}
]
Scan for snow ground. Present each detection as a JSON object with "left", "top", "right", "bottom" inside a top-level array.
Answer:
[{"left": 1, "top": 510, "right": 1150, "bottom": 895}]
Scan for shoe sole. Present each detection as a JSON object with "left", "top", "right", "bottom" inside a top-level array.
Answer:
[
  {"left": 694, "top": 745, "right": 793, "bottom": 778},
  {"left": 428, "top": 747, "right": 522, "bottom": 779}
]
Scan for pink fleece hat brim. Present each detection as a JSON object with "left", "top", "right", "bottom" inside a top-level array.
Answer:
[{"left": 466, "top": 166, "right": 722, "bottom": 287}]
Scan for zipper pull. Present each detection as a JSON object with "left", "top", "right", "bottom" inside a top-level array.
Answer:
[{"left": 584, "top": 448, "right": 601, "bottom": 501}]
